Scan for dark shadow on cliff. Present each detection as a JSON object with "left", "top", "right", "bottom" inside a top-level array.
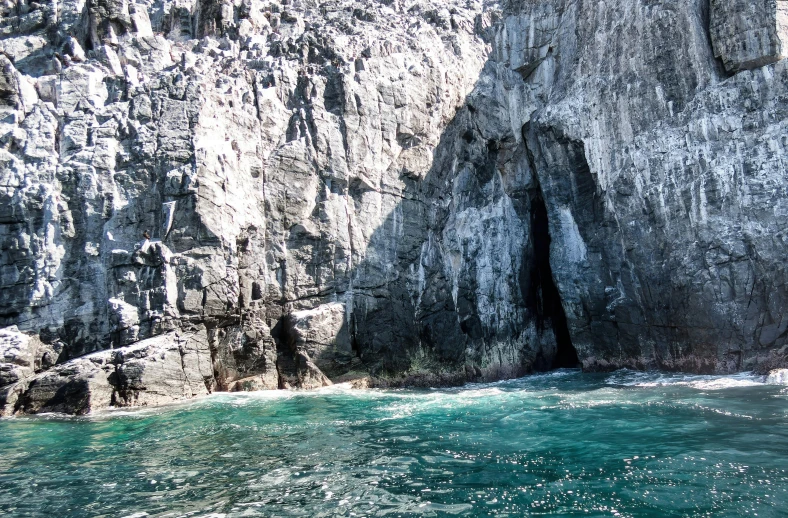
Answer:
[
  {"left": 275, "top": 54, "right": 581, "bottom": 385},
  {"left": 528, "top": 189, "right": 579, "bottom": 370}
]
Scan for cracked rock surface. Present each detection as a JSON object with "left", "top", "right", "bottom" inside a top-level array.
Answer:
[{"left": 1, "top": 0, "right": 787, "bottom": 414}]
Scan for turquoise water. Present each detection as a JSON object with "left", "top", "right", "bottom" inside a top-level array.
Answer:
[{"left": 1, "top": 370, "right": 788, "bottom": 517}]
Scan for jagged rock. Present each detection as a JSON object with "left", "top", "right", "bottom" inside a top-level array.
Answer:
[
  {"left": 128, "top": 3, "right": 154, "bottom": 38},
  {"left": 289, "top": 303, "right": 354, "bottom": 377},
  {"left": 210, "top": 314, "right": 280, "bottom": 391},
  {"left": 227, "top": 374, "right": 277, "bottom": 392},
  {"left": 710, "top": 0, "right": 788, "bottom": 73},
  {"left": 277, "top": 350, "right": 332, "bottom": 390},
  {"left": 88, "top": 0, "right": 133, "bottom": 49},
  {"left": 0, "top": 326, "right": 57, "bottom": 388},
  {"left": 1, "top": 0, "right": 788, "bottom": 414},
  {"left": 109, "top": 329, "right": 214, "bottom": 408},
  {"left": 64, "top": 36, "right": 87, "bottom": 63},
  {"left": 511, "top": 0, "right": 788, "bottom": 374},
  {"left": 3, "top": 329, "right": 214, "bottom": 415},
  {"left": 273, "top": 311, "right": 334, "bottom": 389},
  {"left": 0, "top": 326, "right": 61, "bottom": 415},
  {"left": 9, "top": 356, "right": 115, "bottom": 415},
  {"left": 0, "top": 55, "right": 20, "bottom": 109}
]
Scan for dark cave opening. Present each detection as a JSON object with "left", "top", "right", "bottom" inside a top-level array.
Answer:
[{"left": 527, "top": 190, "right": 580, "bottom": 370}]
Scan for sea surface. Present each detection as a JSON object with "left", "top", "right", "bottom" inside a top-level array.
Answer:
[{"left": 1, "top": 369, "right": 787, "bottom": 517}]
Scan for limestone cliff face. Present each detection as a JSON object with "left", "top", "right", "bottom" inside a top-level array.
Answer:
[
  {"left": 0, "top": 0, "right": 786, "bottom": 414},
  {"left": 515, "top": 0, "right": 788, "bottom": 373}
]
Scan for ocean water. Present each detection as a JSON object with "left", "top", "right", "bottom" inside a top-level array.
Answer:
[{"left": 1, "top": 370, "right": 788, "bottom": 517}]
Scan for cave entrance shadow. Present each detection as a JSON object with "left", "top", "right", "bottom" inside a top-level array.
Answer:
[
  {"left": 300, "top": 57, "right": 582, "bottom": 383},
  {"left": 527, "top": 190, "right": 580, "bottom": 370}
]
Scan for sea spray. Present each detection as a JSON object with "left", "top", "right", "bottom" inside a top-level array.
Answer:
[{"left": 1, "top": 370, "right": 787, "bottom": 517}]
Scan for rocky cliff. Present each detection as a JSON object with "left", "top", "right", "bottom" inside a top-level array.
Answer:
[{"left": 1, "top": 0, "right": 787, "bottom": 414}]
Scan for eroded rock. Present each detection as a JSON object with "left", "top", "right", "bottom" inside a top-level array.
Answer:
[
  {"left": 3, "top": 329, "right": 214, "bottom": 415},
  {"left": 1, "top": 0, "right": 788, "bottom": 414},
  {"left": 710, "top": 0, "right": 788, "bottom": 73}
]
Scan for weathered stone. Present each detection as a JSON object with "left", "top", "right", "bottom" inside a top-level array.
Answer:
[
  {"left": 12, "top": 356, "right": 115, "bottom": 415},
  {"left": 109, "top": 329, "right": 214, "bottom": 408},
  {"left": 277, "top": 351, "right": 333, "bottom": 391},
  {"left": 4, "top": 329, "right": 214, "bottom": 415},
  {"left": 710, "top": 0, "right": 788, "bottom": 73},
  {"left": 289, "top": 303, "right": 354, "bottom": 377},
  {"left": 1, "top": 0, "right": 788, "bottom": 414},
  {"left": 0, "top": 326, "right": 57, "bottom": 389},
  {"left": 0, "top": 56, "right": 20, "bottom": 109},
  {"left": 210, "top": 315, "right": 279, "bottom": 391}
]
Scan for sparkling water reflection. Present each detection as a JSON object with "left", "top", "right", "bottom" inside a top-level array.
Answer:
[{"left": 1, "top": 369, "right": 787, "bottom": 517}]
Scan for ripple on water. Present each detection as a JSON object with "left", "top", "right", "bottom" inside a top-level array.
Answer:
[{"left": 1, "top": 370, "right": 787, "bottom": 517}]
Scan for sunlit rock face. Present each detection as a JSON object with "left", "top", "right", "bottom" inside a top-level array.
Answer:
[
  {"left": 513, "top": 0, "right": 788, "bottom": 374},
  {"left": 1, "top": 0, "right": 787, "bottom": 413},
  {"left": 709, "top": 0, "right": 788, "bottom": 73}
]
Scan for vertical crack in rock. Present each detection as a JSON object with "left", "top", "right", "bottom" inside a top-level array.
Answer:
[
  {"left": 272, "top": 313, "right": 299, "bottom": 389},
  {"left": 176, "top": 335, "right": 192, "bottom": 395},
  {"left": 527, "top": 188, "right": 579, "bottom": 370},
  {"left": 349, "top": 312, "right": 361, "bottom": 359},
  {"left": 271, "top": 313, "right": 331, "bottom": 389},
  {"left": 701, "top": 0, "right": 731, "bottom": 78},
  {"left": 108, "top": 360, "right": 123, "bottom": 408},
  {"left": 523, "top": 123, "right": 580, "bottom": 370},
  {"left": 6, "top": 0, "right": 788, "bottom": 414},
  {"left": 207, "top": 326, "right": 224, "bottom": 391}
]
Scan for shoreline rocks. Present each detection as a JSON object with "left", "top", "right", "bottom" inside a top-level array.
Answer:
[{"left": 1, "top": 0, "right": 788, "bottom": 414}]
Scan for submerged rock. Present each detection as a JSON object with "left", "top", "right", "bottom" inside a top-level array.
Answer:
[{"left": 0, "top": 0, "right": 787, "bottom": 413}]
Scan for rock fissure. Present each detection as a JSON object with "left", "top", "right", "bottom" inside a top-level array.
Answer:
[
  {"left": 527, "top": 187, "right": 579, "bottom": 370},
  {"left": 2, "top": 0, "right": 788, "bottom": 414}
]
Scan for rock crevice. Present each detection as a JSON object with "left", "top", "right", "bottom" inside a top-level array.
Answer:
[{"left": 1, "top": 0, "right": 788, "bottom": 414}]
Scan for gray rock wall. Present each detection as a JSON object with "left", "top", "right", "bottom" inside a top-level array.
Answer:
[
  {"left": 1, "top": 0, "right": 787, "bottom": 414},
  {"left": 710, "top": 0, "right": 788, "bottom": 73},
  {"left": 513, "top": 0, "right": 788, "bottom": 372}
]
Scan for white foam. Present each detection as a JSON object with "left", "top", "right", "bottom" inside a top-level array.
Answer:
[
  {"left": 606, "top": 370, "right": 765, "bottom": 390},
  {"left": 766, "top": 369, "right": 788, "bottom": 385},
  {"left": 682, "top": 378, "right": 763, "bottom": 390}
]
